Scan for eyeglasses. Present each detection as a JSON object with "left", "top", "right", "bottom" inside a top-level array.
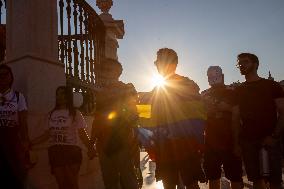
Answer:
[{"left": 236, "top": 59, "right": 250, "bottom": 68}]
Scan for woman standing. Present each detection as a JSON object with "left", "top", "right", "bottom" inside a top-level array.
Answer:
[
  {"left": 32, "top": 86, "right": 95, "bottom": 189},
  {"left": 0, "top": 64, "right": 30, "bottom": 189}
]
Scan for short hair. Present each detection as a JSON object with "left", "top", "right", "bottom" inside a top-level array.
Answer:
[
  {"left": 156, "top": 48, "right": 178, "bottom": 64},
  {"left": 237, "top": 53, "right": 259, "bottom": 69},
  {"left": 0, "top": 64, "right": 14, "bottom": 87}
]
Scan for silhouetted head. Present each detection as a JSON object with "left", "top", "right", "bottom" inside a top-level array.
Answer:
[
  {"left": 52, "top": 86, "right": 76, "bottom": 118},
  {"left": 55, "top": 86, "right": 73, "bottom": 108},
  {"left": 207, "top": 66, "right": 224, "bottom": 87},
  {"left": 237, "top": 53, "right": 259, "bottom": 76},
  {"left": 0, "top": 64, "right": 14, "bottom": 91},
  {"left": 154, "top": 48, "right": 178, "bottom": 77}
]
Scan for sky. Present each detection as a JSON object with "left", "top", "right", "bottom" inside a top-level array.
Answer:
[
  {"left": 1, "top": 1, "right": 283, "bottom": 92},
  {"left": 87, "top": 0, "right": 284, "bottom": 92}
]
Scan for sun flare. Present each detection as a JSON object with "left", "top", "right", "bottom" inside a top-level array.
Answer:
[{"left": 152, "top": 74, "right": 166, "bottom": 87}]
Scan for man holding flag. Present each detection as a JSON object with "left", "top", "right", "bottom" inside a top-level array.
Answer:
[{"left": 151, "top": 48, "right": 206, "bottom": 189}]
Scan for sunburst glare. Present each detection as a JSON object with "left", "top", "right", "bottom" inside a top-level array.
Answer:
[{"left": 152, "top": 74, "right": 166, "bottom": 88}]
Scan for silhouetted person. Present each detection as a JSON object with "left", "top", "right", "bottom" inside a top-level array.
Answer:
[
  {"left": 0, "top": 64, "right": 30, "bottom": 188},
  {"left": 151, "top": 48, "right": 205, "bottom": 189},
  {"left": 31, "top": 86, "right": 94, "bottom": 189},
  {"left": 91, "top": 60, "right": 141, "bottom": 189},
  {"left": 0, "top": 25, "right": 5, "bottom": 61},
  {"left": 202, "top": 66, "right": 243, "bottom": 189},
  {"left": 279, "top": 80, "right": 284, "bottom": 160},
  {"left": 232, "top": 53, "right": 284, "bottom": 189}
]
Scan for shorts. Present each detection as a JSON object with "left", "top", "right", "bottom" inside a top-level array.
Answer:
[
  {"left": 48, "top": 145, "right": 82, "bottom": 174},
  {"left": 156, "top": 155, "right": 205, "bottom": 186},
  {"left": 241, "top": 139, "right": 282, "bottom": 184},
  {"left": 204, "top": 148, "right": 243, "bottom": 182}
]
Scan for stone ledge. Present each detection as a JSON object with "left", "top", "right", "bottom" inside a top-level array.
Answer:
[{"left": 4, "top": 54, "right": 64, "bottom": 67}]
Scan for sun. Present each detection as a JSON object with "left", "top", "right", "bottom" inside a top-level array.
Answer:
[{"left": 152, "top": 74, "right": 166, "bottom": 87}]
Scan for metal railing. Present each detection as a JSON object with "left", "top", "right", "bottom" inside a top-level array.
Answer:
[{"left": 58, "top": 0, "right": 105, "bottom": 114}]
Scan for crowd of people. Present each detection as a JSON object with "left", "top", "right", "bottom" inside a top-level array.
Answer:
[{"left": 0, "top": 48, "right": 283, "bottom": 189}]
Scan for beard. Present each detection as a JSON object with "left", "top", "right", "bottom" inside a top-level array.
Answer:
[{"left": 240, "top": 65, "right": 254, "bottom": 75}]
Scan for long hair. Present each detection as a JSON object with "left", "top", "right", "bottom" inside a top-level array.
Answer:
[
  {"left": 0, "top": 64, "right": 14, "bottom": 88},
  {"left": 50, "top": 86, "right": 76, "bottom": 119}
]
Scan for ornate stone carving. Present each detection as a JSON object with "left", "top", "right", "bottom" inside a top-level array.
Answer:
[{"left": 96, "top": 0, "right": 113, "bottom": 14}]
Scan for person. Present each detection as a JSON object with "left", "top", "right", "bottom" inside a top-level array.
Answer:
[
  {"left": 151, "top": 48, "right": 206, "bottom": 189},
  {"left": 31, "top": 86, "right": 95, "bottom": 189},
  {"left": 0, "top": 64, "right": 30, "bottom": 189},
  {"left": 0, "top": 64, "right": 31, "bottom": 188},
  {"left": 280, "top": 80, "right": 284, "bottom": 91},
  {"left": 232, "top": 53, "right": 284, "bottom": 189},
  {"left": 280, "top": 80, "right": 284, "bottom": 160},
  {"left": 201, "top": 66, "right": 243, "bottom": 189},
  {"left": 90, "top": 60, "right": 141, "bottom": 189},
  {"left": 0, "top": 24, "right": 5, "bottom": 61}
]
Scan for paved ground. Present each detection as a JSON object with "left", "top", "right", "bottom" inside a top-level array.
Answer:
[{"left": 140, "top": 152, "right": 255, "bottom": 189}]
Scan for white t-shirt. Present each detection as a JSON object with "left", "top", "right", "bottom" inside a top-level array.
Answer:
[
  {"left": 48, "top": 109, "right": 87, "bottom": 146},
  {"left": 0, "top": 89, "right": 27, "bottom": 128}
]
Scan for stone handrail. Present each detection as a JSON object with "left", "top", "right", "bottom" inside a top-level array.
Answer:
[{"left": 58, "top": 0, "right": 106, "bottom": 114}]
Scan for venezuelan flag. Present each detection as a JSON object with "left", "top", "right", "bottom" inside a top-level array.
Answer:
[
  {"left": 136, "top": 100, "right": 206, "bottom": 145},
  {"left": 137, "top": 99, "right": 206, "bottom": 161}
]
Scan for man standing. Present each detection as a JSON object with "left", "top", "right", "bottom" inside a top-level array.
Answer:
[
  {"left": 151, "top": 48, "right": 206, "bottom": 189},
  {"left": 202, "top": 66, "right": 243, "bottom": 189},
  {"left": 91, "top": 60, "right": 141, "bottom": 189},
  {"left": 232, "top": 53, "right": 284, "bottom": 189}
]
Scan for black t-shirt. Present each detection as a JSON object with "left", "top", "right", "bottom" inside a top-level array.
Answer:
[
  {"left": 235, "top": 79, "right": 284, "bottom": 141},
  {"left": 202, "top": 86, "right": 234, "bottom": 150}
]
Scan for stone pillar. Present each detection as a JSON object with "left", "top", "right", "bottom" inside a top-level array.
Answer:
[
  {"left": 5, "top": 0, "right": 66, "bottom": 188},
  {"left": 96, "top": 0, "right": 125, "bottom": 84}
]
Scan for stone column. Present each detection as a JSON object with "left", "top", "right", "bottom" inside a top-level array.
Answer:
[
  {"left": 96, "top": 0, "right": 125, "bottom": 85},
  {"left": 5, "top": 0, "right": 66, "bottom": 188}
]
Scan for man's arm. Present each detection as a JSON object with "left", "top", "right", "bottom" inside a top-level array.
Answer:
[
  {"left": 18, "top": 110, "right": 30, "bottom": 145},
  {"left": 262, "top": 98, "right": 284, "bottom": 146},
  {"left": 232, "top": 105, "right": 241, "bottom": 155},
  {"left": 272, "top": 98, "right": 284, "bottom": 138}
]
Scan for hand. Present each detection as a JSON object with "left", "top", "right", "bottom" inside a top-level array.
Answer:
[
  {"left": 262, "top": 136, "right": 276, "bottom": 147},
  {"left": 87, "top": 145, "right": 97, "bottom": 160}
]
